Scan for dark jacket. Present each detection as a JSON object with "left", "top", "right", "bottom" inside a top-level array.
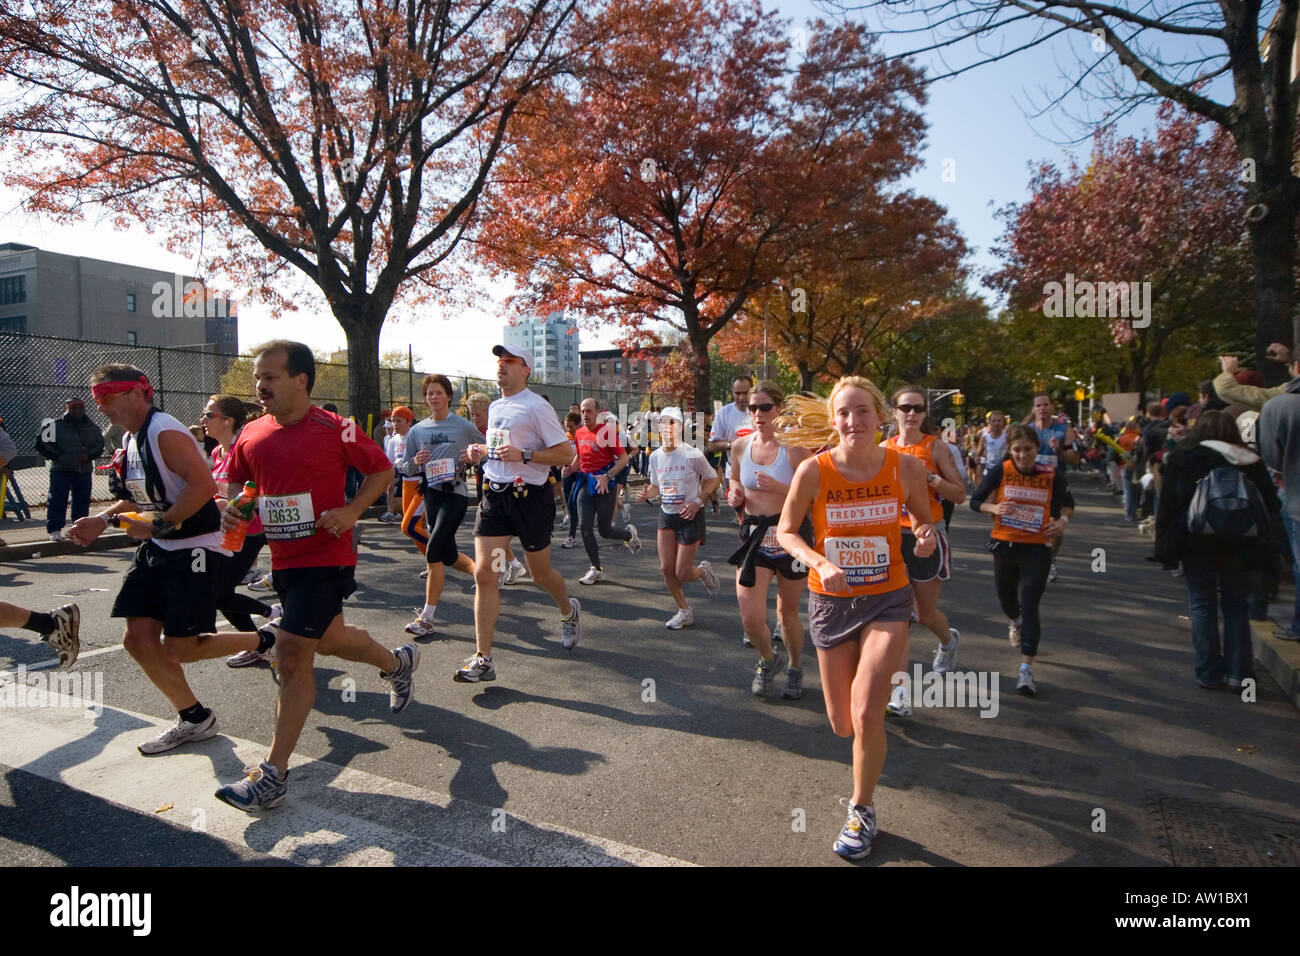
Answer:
[
  {"left": 1258, "top": 376, "right": 1300, "bottom": 520},
  {"left": 1154, "top": 440, "right": 1280, "bottom": 569},
  {"left": 34, "top": 412, "right": 105, "bottom": 474}
]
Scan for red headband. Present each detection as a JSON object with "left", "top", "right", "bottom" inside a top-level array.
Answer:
[{"left": 91, "top": 377, "right": 153, "bottom": 401}]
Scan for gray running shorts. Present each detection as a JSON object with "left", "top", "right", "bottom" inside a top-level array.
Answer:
[{"left": 808, "top": 586, "right": 914, "bottom": 650}]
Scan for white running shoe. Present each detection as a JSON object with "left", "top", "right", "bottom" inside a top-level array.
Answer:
[
  {"left": 504, "top": 559, "right": 526, "bottom": 585},
  {"left": 561, "top": 597, "right": 582, "bottom": 649},
  {"left": 561, "top": 536, "right": 577, "bottom": 549},
  {"left": 1009, "top": 620, "right": 1021, "bottom": 648},
  {"left": 933, "top": 627, "right": 960, "bottom": 674},
  {"left": 240, "top": 566, "right": 265, "bottom": 586},
  {"left": 1048, "top": 562, "right": 1058, "bottom": 583},
  {"left": 404, "top": 614, "right": 436, "bottom": 638},
  {"left": 46, "top": 604, "right": 80, "bottom": 669},
  {"left": 248, "top": 574, "right": 274, "bottom": 592},
  {"left": 138, "top": 712, "right": 220, "bottom": 754},
  {"left": 886, "top": 683, "right": 912, "bottom": 717},
  {"left": 624, "top": 524, "right": 641, "bottom": 554},
  {"left": 1017, "top": 663, "right": 1037, "bottom": 697},
  {"left": 697, "top": 560, "right": 720, "bottom": 597},
  {"left": 579, "top": 566, "right": 605, "bottom": 585},
  {"left": 666, "top": 607, "right": 694, "bottom": 630}
]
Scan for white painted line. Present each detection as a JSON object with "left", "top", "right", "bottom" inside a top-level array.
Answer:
[
  {"left": 25, "top": 643, "right": 125, "bottom": 672},
  {"left": 0, "top": 699, "right": 693, "bottom": 867}
]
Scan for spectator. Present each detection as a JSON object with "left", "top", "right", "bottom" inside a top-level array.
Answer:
[
  {"left": 1117, "top": 417, "right": 1142, "bottom": 521},
  {"left": 1213, "top": 347, "right": 1291, "bottom": 411},
  {"left": 1187, "top": 381, "right": 1215, "bottom": 423},
  {"left": 1258, "top": 348, "right": 1300, "bottom": 640},
  {"left": 34, "top": 398, "right": 104, "bottom": 541},
  {"left": 1155, "top": 410, "right": 1280, "bottom": 688}
]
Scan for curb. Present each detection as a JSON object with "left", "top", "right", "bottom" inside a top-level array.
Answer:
[{"left": 1251, "top": 619, "right": 1300, "bottom": 711}]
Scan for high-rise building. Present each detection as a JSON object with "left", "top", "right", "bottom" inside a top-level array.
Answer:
[{"left": 502, "top": 311, "right": 580, "bottom": 384}]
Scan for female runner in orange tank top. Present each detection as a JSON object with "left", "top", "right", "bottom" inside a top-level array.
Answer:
[
  {"left": 776, "top": 377, "right": 937, "bottom": 861},
  {"left": 883, "top": 387, "right": 966, "bottom": 709}
]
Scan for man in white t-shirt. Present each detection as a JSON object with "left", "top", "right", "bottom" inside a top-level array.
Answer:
[
  {"left": 708, "top": 375, "right": 754, "bottom": 523},
  {"left": 381, "top": 406, "right": 413, "bottom": 521},
  {"left": 456, "top": 344, "right": 584, "bottom": 682}
]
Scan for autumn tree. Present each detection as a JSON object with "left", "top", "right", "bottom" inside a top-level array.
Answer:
[
  {"left": 987, "top": 104, "right": 1256, "bottom": 399},
  {"left": 475, "top": 0, "right": 928, "bottom": 411},
  {"left": 0, "top": 0, "right": 583, "bottom": 426},
  {"left": 820, "top": 0, "right": 1300, "bottom": 378}
]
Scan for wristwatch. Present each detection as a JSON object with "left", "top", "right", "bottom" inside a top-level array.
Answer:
[
  {"left": 522, "top": 449, "right": 533, "bottom": 464},
  {"left": 927, "top": 473, "right": 940, "bottom": 486}
]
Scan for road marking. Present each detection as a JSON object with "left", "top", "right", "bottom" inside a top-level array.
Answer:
[
  {"left": 25, "top": 643, "right": 125, "bottom": 672},
  {"left": 0, "top": 699, "right": 693, "bottom": 867}
]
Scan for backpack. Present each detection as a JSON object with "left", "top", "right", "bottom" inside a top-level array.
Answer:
[{"left": 1185, "top": 465, "right": 1270, "bottom": 539}]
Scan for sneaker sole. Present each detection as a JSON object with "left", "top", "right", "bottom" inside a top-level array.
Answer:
[
  {"left": 833, "top": 841, "right": 872, "bottom": 861},
  {"left": 226, "top": 652, "right": 266, "bottom": 668},
  {"left": 453, "top": 669, "right": 496, "bottom": 683},
  {"left": 213, "top": 787, "right": 285, "bottom": 812}
]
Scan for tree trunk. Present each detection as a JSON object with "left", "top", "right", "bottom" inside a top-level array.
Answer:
[
  {"left": 799, "top": 362, "right": 813, "bottom": 392},
  {"left": 1245, "top": 178, "right": 1298, "bottom": 384},
  {"left": 690, "top": 332, "right": 711, "bottom": 415},
  {"left": 338, "top": 313, "right": 383, "bottom": 441}
]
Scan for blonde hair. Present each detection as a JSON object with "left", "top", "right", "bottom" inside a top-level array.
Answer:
[
  {"left": 459, "top": 391, "right": 491, "bottom": 418},
  {"left": 776, "top": 376, "right": 888, "bottom": 449}
]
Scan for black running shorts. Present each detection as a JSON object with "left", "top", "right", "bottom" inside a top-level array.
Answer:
[
  {"left": 269, "top": 565, "right": 357, "bottom": 639},
  {"left": 657, "top": 509, "right": 707, "bottom": 545},
  {"left": 473, "top": 483, "right": 556, "bottom": 552},
  {"left": 111, "top": 541, "right": 227, "bottom": 637}
]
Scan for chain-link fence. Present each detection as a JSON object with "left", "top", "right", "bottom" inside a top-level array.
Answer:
[{"left": 0, "top": 331, "right": 675, "bottom": 515}]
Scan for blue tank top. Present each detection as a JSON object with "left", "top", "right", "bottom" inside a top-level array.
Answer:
[{"left": 740, "top": 438, "right": 794, "bottom": 490}]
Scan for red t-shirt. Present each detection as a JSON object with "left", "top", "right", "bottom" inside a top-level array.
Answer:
[
  {"left": 227, "top": 406, "right": 392, "bottom": 569},
  {"left": 575, "top": 424, "right": 624, "bottom": 473}
]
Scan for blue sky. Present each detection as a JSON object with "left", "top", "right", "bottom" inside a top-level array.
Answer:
[{"left": 1, "top": 0, "right": 1228, "bottom": 377}]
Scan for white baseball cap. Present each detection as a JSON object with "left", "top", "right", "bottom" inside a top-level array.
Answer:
[
  {"left": 659, "top": 406, "right": 684, "bottom": 424},
  {"left": 492, "top": 344, "right": 534, "bottom": 371}
]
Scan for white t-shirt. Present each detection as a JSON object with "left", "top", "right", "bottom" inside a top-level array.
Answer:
[
  {"left": 709, "top": 402, "right": 753, "bottom": 477},
  {"left": 123, "top": 410, "right": 227, "bottom": 553},
  {"left": 482, "top": 388, "right": 569, "bottom": 486},
  {"left": 384, "top": 432, "right": 405, "bottom": 464},
  {"left": 648, "top": 445, "right": 717, "bottom": 515}
]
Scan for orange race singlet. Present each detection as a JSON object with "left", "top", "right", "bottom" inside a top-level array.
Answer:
[
  {"left": 808, "top": 448, "right": 908, "bottom": 598},
  {"left": 885, "top": 433, "right": 943, "bottom": 529},
  {"left": 991, "top": 460, "right": 1055, "bottom": 545}
]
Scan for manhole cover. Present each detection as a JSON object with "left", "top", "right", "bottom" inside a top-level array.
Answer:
[{"left": 1146, "top": 793, "right": 1300, "bottom": 866}]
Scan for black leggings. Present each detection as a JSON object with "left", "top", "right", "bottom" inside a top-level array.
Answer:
[
  {"left": 424, "top": 488, "right": 469, "bottom": 566},
  {"left": 562, "top": 472, "right": 582, "bottom": 538},
  {"left": 992, "top": 541, "right": 1051, "bottom": 656},
  {"left": 578, "top": 481, "right": 631, "bottom": 569},
  {"left": 216, "top": 532, "right": 274, "bottom": 631}
]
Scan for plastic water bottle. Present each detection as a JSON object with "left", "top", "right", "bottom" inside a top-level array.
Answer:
[{"left": 221, "top": 481, "right": 258, "bottom": 551}]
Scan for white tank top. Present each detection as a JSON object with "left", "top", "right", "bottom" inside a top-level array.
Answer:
[
  {"left": 123, "top": 410, "right": 226, "bottom": 553},
  {"left": 983, "top": 431, "right": 1008, "bottom": 467},
  {"left": 740, "top": 438, "right": 794, "bottom": 490}
]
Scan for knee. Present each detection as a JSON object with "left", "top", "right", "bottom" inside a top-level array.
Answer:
[
  {"left": 675, "top": 561, "right": 695, "bottom": 581},
  {"left": 828, "top": 713, "right": 854, "bottom": 737},
  {"left": 660, "top": 561, "right": 676, "bottom": 581},
  {"left": 160, "top": 639, "right": 193, "bottom": 665},
  {"left": 122, "top": 627, "right": 156, "bottom": 659},
  {"left": 275, "top": 640, "right": 313, "bottom": 677},
  {"left": 474, "top": 563, "right": 498, "bottom": 587}
]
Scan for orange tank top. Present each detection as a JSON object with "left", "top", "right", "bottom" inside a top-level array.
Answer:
[
  {"left": 808, "top": 448, "right": 909, "bottom": 597},
  {"left": 991, "top": 460, "right": 1055, "bottom": 544},
  {"left": 885, "top": 433, "right": 943, "bottom": 528}
]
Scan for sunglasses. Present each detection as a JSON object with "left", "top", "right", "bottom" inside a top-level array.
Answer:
[
  {"left": 747, "top": 403, "right": 775, "bottom": 413},
  {"left": 201, "top": 411, "right": 225, "bottom": 420},
  {"left": 896, "top": 404, "right": 927, "bottom": 414}
]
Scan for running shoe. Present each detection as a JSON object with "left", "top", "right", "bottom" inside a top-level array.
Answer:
[
  {"left": 48, "top": 531, "right": 63, "bottom": 542},
  {"left": 248, "top": 574, "right": 274, "bottom": 592},
  {"left": 833, "top": 799, "right": 877, "bottom": 860},
  {"left": 773, "top": 621, "right": 782, "bottom": 644},
  {"left": 504, "top": 558, "right": 526, "bottom": 585},
  {"left": 933, "top": 627, "right": 960, "bottom": 675},
  {"left": 742, "top": 633, "right": 753, "bottom": 647},
  {"left": 454, "top": 652, "right": 496, "bottom": 683},
  {"left": 697, "top": 560, "right": 720, "bottom": 597},
  {"left": 240, "top": 565, "right": 265, "bottom": 586},
  {"left": 561, "top": 536, "right": 577, "bottom": 549},
  {"left": 1276, "top": 628, "right": 1300, "bottom": 642},
  {"left": 46, "top": 604, "right": 80, "bottom": 669},
  {"left": 214, "top": 761, "right": 288, "bottom": 811},
  {"left": 377, "top": 512, "right": 402, "bottom": 523},
  {"left": 751, "top": 644, "right": 787, "bottom": 697},
  {"left": 404, "top": 613, "right": 436, "bottom": 638},
  {"left": 383, "top": 644, "right": 420, "bottom": 713},
  {"left": 624, "top": 523, "right": 642, "bottom": 554},
  {"left": 781, "top": 666, "right": 803, "bottom": 700},
  {"left": 1009, "top": 620, "right": 1021, "bottom": 648},
  {"left": 419, "top": 569, "right": 429, "bottom": 579},
  {"left": 1016, "top": 663, "right": 1037, "bottom": 697},
  {"left": 137, "top": 711, "right": 220, "bottom": 755},
  {"left": 579, "top": 566, "right": 605, "bottom": 585},
  {"left": 1048, "top": 562, "right": 1058, "bottom": 583},
  {"left": 666, "top": 607, "right": 694, "bottom": 630},
  {"left": 225, "top": 648, "right": 266, "bottom": 668},
  {"left": 561, "top": 597, "right": 581, "bottom": 649},
  {"left": 621, "top": 503, "right": 631, "bottom": 525},
  {"left": 886, "top": 683, "right": 912, "bottom": 717}
]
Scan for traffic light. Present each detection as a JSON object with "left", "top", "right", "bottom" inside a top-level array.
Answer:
[
  {"left": 952, "top": 392, "right": 964, "bottom": 406},
  {"left": 1074, "top": 388, "right": 1086, "bottom": 402}
]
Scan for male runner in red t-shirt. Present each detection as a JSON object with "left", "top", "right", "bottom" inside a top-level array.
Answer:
[{"left": 212, "top": 340, "right": 419, "bottom": 811}]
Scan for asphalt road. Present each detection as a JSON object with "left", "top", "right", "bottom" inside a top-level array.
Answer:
[{"left": 1, "top": 474, "right": 1297, "bottom": 866}]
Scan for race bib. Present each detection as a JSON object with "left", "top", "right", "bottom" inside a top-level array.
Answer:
[
  {"left": 1035, "top": 453, "right": 1058, "bottom": 469},
  {"left": 424, "top": 458, "right": 456, "bottom": 483},
  {"left": 124, "top": 477, "right": 160, "bottom": 512},
  {"left": 1001, "top": 503, "right": 1044, "bottom": 532},
  {"left": 661, "top": 480, "right": 684, "bottom": 508},
  {"left": 825, "top": 535, "right": 890, "bottom": 586},
  {"left": 758, "top": 527, "right": 783, "bottom": 557},
  {"left": 486, "top": 427, "right": 510, "bottom": 460},
  {"left": 258, "top": 492, "right": 316, "bottom": 541}
]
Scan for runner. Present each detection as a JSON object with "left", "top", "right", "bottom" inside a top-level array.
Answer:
[
  {"left": 572, "top": 397, "right": 641, "bottom": 585},
  {"left": 709, "top": 376, "right": 755, "bottom": 524},
  {"left": 379, "top": 406, "right": 414, "bottom": 522},
  {"left": 883, "top": 386, "right": 965, "bottom": 711},
  {"left": 462, "top": 390, "right": 527, "bottom": 584},
  {"left": 454, "top": 344, "right": 584, "bottom": 682},
  {"left": 726, "top": 380, "right": 813, "bottom": 698},
  {"left": 0, "top": 601, "right": 79, "bottom": 667},
  {"left": 973, "top": 411, "right": 1009, "bottom": 481},
  {"left": 67, "top": 364, "right": 250, "bottom": 756},
  {"left": 211, "top": 341, "right": 419, "bottom": 810},
  {"left": 636, "top": 406, "right": 721, "bottom": 628},
  {"left": 970, "top": 424, "right": 1075, "bottom": 696},
  {"left": 1029, "top": 392, "right": 1080, "bottom": 582},
  {"left": 560, "top": 411, "right": 582, "bottom": 549},
  {"left": 775, "top": 376, "right": 937, "bottom": 859},
  {"left": 200, "top": 394, "right": 280, "bottom": 668},
  {"left": 398, "top": 374, "right": 483, "bottom": 638},
  {"left": 614, "top": 412, "right": 638, "bottom": 525}
]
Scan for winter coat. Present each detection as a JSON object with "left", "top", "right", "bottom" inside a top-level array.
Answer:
[{"left": 34, "top": 413, "right": 105, "bottom": 474}]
